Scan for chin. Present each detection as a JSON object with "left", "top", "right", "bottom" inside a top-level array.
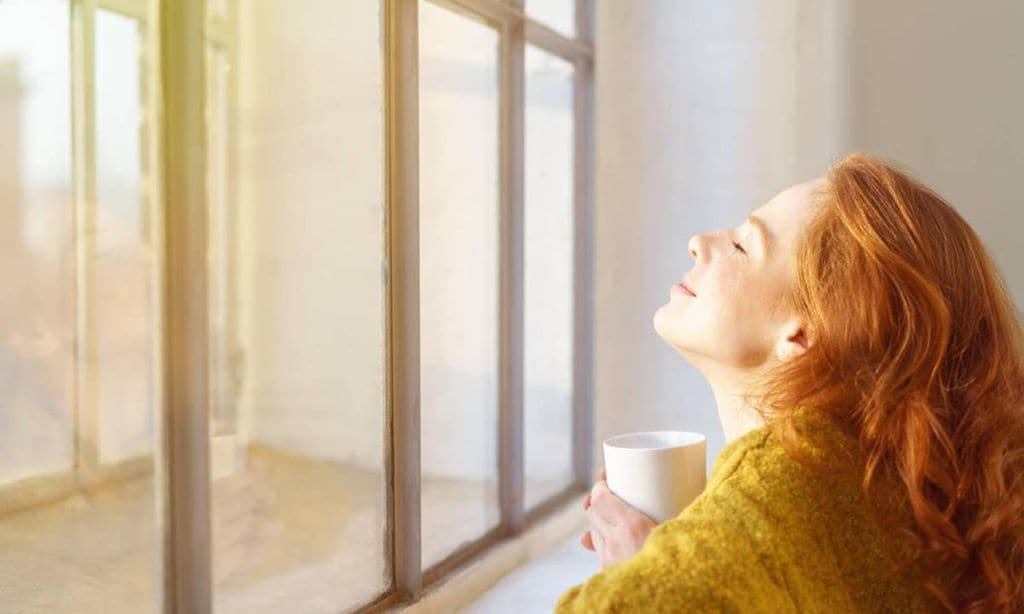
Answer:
[
  {"left": 652, "top": 304, "right": 673, "bottom": 340},
  {"left": 653, "top": 302, "right": 688, "bottom": 337},
  {"left": 653, "top": 312, "right": 688, "bottom": 351}
]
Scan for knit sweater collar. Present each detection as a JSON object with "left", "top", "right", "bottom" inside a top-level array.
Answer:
[{"left": 712, "top": 406, "right": 865, "bottom": 479}]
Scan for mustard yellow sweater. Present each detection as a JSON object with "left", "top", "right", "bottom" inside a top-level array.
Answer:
[{"left": 555, "top": 411, "right": 946, "bottom": 613}]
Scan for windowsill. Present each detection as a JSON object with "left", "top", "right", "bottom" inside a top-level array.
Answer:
[{"left": 400, "top": 496, "right": 596, "bottom": 612}]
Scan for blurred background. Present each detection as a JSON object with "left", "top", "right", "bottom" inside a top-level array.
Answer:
[{"left": 0, "top": 0, "right": 1021, "bottom": 612}]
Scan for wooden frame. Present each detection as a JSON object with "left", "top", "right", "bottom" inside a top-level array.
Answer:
[
  {"left": 499, "top": 0, "right": 527, "bottom": 538},
  {"left": 385, "top": 0, "right": 423, "bottom": 605},
  {"left": 160, "top": 0, "right": 211, "bottom": 611},
  {"left": 572, "top": 0, "right": 596, "bottom": 496}
]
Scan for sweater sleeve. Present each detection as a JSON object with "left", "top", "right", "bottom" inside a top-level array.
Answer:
[{"left": 553, "top": 489, "right": 798, "bottom": 614}]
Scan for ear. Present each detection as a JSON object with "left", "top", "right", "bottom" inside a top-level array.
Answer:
[{"left": 775, "top": 317, "right": 811, "bottom": 361}]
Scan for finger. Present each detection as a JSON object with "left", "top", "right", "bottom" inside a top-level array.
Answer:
[
  {"left": 589, "top": 480, "right": 627, "bottom": 523},
  {"left": 583, "top": 494, "right": 591, "bottom": 510},
  {"left": 580, "top": 530, "right": 595, "bottom": 551},
  {"left": 587, "top": 499, "right": 618, "bottom": 531},
  {"left": 590, "top": 526, "right": 605, "bottom": 554}
]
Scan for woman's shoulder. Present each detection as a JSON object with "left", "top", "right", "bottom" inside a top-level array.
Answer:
[
  {"left": 657, "top": 411, "right": 936, "bottom": 612},
  {"left": 555, "top": 412, "right": 933, "bottom": 613},
  {"left": 664, "top": 411, "right": 879, "bottom": 570},
  {"left": 706, "top": 409, "right": 866, "bottom": 503},
  {"left": 671, "top": 426, "right": 820, "bottom": 537}
]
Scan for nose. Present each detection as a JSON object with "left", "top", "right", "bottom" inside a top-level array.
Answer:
[{"left": 688, "top": 233, "right": 704, "bottom": 262}]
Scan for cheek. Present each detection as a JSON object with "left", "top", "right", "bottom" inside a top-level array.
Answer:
[
  {"left": 712, "top": 267, "right": 748, "bottom": 300},
  {"left": 715, "top": 275, "right": 785, "bottom": 363},
  {"left": 711, "top": 266, "right": 784, "bottom": 313},
  {"left": 655, "top": 271, "right": 779, "bottom": 368},
  {"left": 683, "top": 271, "right": 743, "bottom": 324}
]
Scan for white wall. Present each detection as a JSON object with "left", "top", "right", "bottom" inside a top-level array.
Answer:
[
  {"left": 846, "top": 0, "right": 1024, "bottom": 307},
  {"left": 592, "top": 0, "right": 1024, "bottom": 468}
]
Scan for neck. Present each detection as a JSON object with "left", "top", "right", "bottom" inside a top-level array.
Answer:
[{"left": 707, "top": 372, "right": 767, "bottom": 444}]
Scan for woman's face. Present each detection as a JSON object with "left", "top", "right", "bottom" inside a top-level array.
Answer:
[{"left": 653, "top": 179, "right": 825, "bottom": 372}]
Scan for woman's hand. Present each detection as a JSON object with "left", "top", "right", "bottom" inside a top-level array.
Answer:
[{"left": 580, "top": 468, "right": 657, "bottom": 570}]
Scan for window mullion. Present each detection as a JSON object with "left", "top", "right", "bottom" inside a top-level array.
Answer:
[
  {"left": 385, "top": 0, "right": 423, "bottom": 604},
  {"left": 498, "top": 7, "right": 526, "bottom": 535},
  {"left": 159, "top": 0, "right": 211, "bottom": 611},
  {"left": 572, "top": 0, "right": 595, "bottom": 489}
]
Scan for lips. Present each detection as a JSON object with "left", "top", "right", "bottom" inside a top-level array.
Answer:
[{"left": 681, "top": 276, "right": 697, "bottom": 297}]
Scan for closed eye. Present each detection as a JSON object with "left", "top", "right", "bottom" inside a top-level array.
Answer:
[{"left": 732, "top": 241, "right": 746, "bottom": 255}]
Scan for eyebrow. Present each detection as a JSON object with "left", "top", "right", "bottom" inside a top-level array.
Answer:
[{"left": 746, "top": 213, "right": 771, "bottom": 254}]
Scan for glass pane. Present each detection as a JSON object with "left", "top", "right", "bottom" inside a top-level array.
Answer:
[
  {"left": 525, "top": 0, "right": 576, "bottom": 38},
  {"left": 207, "top": 47, "right": 236, "bottom": 438},
  {"left": 419, "top": 1, "right": 501, "bottom": 568},
  {"left": 0, "top": 0, "right": 74, "bottom": 484},
  {"left": 210, "top": 1, "right": 388, "bottom": 611},
  {"left": 95, "top": 10, "right": 155, "bottom": 465},
  {"left": 0, "top": 3, "right": 161, "bottom": 612},
  {"left": 523, "top": 46, "right": 575, "bottom": 510}
]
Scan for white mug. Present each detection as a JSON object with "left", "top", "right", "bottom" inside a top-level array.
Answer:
[{"left": 602, "top": 430, "right": 707, "bottom": 523}]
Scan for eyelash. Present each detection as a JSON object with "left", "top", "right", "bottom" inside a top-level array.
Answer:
[{"left": 732, "top": 241, "right": 746, "bottom": 255}]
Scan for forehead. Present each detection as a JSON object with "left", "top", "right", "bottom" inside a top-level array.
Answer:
[{"left": 751, "top": 179, "right": 824, "bottom": 247}]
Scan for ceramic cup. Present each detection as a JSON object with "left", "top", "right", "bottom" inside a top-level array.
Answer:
[{"left": 602, "top": 430, "right": 707, "bottom": 523}]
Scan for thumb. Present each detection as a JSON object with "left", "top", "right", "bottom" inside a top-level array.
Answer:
[{"left": 580, "top": 530, "right": 595, "bottom": 551}]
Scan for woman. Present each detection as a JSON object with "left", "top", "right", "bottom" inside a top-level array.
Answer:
[{"left": 555, "top": 153, "right": 1024, "bottom": 613}]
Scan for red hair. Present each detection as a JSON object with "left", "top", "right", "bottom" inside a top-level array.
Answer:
[{"left": 750, "top": 152, "right": 1024, "bottom": 612}]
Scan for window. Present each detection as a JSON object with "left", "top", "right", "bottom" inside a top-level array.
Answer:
[{"left": 0, "top": 0, "right": 593, "bottom": 610}]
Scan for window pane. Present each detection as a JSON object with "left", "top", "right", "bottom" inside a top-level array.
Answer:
[
  {"left": 94, "top": 8, "right": 162, "bottom": 609},
  {"left": 95, "top": 10, "right": 155, "bottom": 465},
  {"left": 419, "top": 1, "right": 501, "bottom": 568},
  {"left": 207, "top": 46, "right": 235, "bottom": 438},
  {"left": 0, "top": 3, "right": 162, "bottom": 612},
  {"left": 210, "top": 1, "right": 388, "bottom": 611},
  {"left": 525, "top": 0, "right": 576, "bottom": 38},
  {"left": 524, "top": 46, "right": 575, "bottom": 510},
  {"left": 0, "top": 0, "right": 74, "bottom": 485}
]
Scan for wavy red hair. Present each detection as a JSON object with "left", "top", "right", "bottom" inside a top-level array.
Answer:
[{"left": 748, "top": 152, "right": 1024, "bottom": 612}]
